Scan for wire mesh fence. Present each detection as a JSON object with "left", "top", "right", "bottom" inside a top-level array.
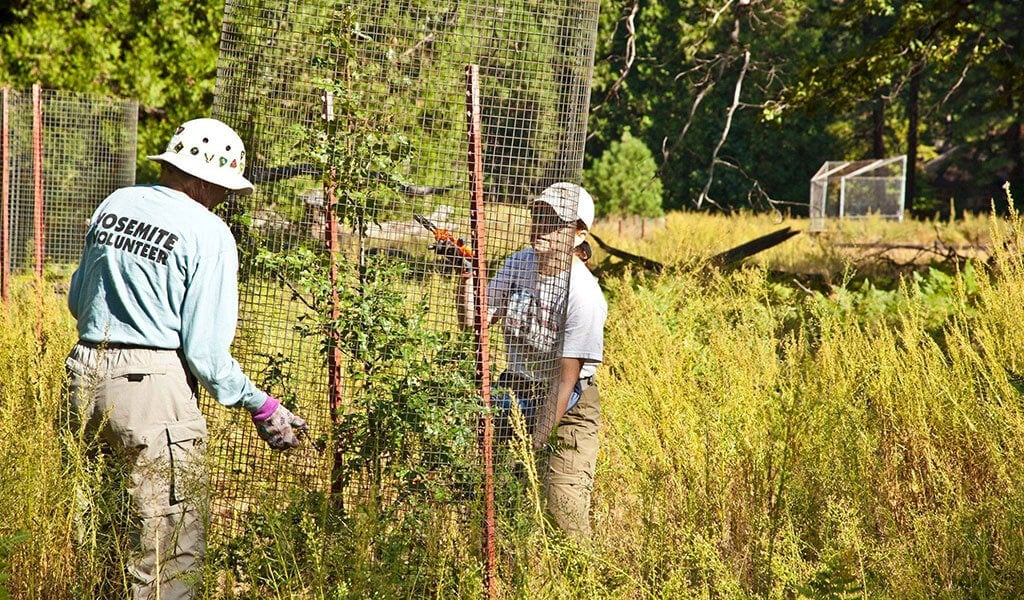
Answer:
[
  {"left": 0, "top": 86, "right": 138, "bottom": 298},
  {"left": 208, "top": 0, "right": 600, "bottom": 590},
  {"left": 809, "top": 155, "right": 908, "bottom": 232}
]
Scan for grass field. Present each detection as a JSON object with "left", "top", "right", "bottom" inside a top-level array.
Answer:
[{"left": 4, "top": 206, "right": 1024, "bottom": 598}]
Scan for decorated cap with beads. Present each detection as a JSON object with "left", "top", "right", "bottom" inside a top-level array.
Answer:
[{"left": 148, "top": 118, "right": 254, "bottom": 194}]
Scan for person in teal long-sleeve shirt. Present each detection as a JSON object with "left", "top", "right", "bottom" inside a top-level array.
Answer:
[{"left": 64, "top": 118, "right": 307, "bottom": 599}]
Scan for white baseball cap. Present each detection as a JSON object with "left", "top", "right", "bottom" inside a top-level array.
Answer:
[
  {"left": 533, "top": 182, "right": 595, "bottom": 230},
  {"left": 148, "top": 118, "right": 254, "bottom": 194}
]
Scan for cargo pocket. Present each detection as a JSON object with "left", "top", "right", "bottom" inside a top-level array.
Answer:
[
  {"left": 100, "top": 367, "right": 171, "bottom": 444},
  {"left": 65, "top": 355, "right": 87, "bottom": 377},
  {"left": 165, "top": 418, "right": 208, "bottom": 507}
]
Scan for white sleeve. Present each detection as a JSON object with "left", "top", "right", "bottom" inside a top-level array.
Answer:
[
  {"left": 486, "top": 254, "right": 519, "bottom": 320},
  {"left": 562, "top": 265, "right": 606, "bottom": 363}
]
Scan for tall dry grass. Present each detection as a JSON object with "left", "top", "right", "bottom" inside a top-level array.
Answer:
[
  {"left": 594, "top": 205, "right": 1024, "bottom": 597},
  {"left": 591, "top": 210, "right": 994, "bottom": 285},
  {"left": 0, "top": 277, "right": 79, "bottom": 598},
  {"left": 4, "top": 204, "right": 1024, "bottom": 597}
]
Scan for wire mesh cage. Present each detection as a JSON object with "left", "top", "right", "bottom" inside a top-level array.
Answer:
[
  {"left": 809, "top": 155, "right": 907, "bottom": 232},
  {"left": 0, "top": 86, "right": 138, "bottom": 293},
  {"left": 207, "top": 0, "right": 600, "bottom": 588}
]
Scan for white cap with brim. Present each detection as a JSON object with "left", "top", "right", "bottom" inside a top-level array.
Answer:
[
  {"left": 148, "top": 117, "right": 254, "bottom": 195},
  {"left": 533, "top": 182, "right": 595, "bottom": 230}
]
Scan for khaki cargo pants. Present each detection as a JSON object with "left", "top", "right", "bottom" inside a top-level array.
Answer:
[
  {"left": 546, "top": 381, "right": 600, "bottom": 540},
  {"left": 65, "top": 343, "right": 208, "bottom": 600}
]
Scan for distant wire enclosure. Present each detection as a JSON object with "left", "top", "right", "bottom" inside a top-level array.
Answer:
[
  {"left": 809, "top": 156, "right": 907, "bottom": 232},
  {"left": 0, "top": 87, "right": 138, "bottom": 276},
  {"left": 209, "top": 0, "right": 601, "bottom": 566}
]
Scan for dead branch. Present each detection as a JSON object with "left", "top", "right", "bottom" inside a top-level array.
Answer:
[
  {"left": 697, "top": 49, "right": 750, "bottom": 209},
  {"left": 942, "top": 31, "right": 984, "bottom": 105},
  {"left": 395, "top": 33, "right": 435, "bottom": 63},
  {"left": 604, "top": 0, "right": 639, "bottom": 100},
  {"left": 834, "top": 241, "right": 989, "bottom": 267},
  {"left": 659, "top": 80, "right": 713, "bottom": 165}
]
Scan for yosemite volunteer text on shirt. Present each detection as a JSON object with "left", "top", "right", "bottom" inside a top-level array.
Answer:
[{"left": 68, "top": 185, "right": 266, "bottom": 411}]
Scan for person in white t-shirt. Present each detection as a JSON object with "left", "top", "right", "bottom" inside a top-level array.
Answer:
[{"left": 457, "top": 182, "right": 607, "bottom": 539}]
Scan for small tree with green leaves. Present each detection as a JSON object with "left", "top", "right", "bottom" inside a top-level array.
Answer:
[
  {"left": 584, "top": 127, "right": 664, "bottom": 218},
  {"left": 220, "top": 7, "right": 484, "bottom": 594}
]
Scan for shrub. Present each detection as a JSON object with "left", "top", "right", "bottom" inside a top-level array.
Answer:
[{"left": 584, "top": 127, "right": 664, "bottom": 218}]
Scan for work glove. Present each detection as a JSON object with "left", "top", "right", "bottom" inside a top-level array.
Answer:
[
  {"left": 250, "top": 396, "right": 308, "bottom": 450},
  {"left": 429, "top": 239, "right": 473, "bottom": 274}
]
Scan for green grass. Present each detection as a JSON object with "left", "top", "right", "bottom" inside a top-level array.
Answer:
[{"left": 6, "top": 206, "right": 1024, "bottom": 597}]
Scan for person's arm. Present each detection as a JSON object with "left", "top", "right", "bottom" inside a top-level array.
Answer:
[
  {"left": 181, "top": 242, "right": 307, "bottom": 449},
  {"left": 69, "top": 198, "right": 111, "bottom": 320},
  {"left": 533, "top": 260, "right": 606, "bottom": 448},
  {"left": 554, "top": 356, "right": 585, "bottom": 422},
  {"left": 531, "top": 357, "right": 583, "bottom": 450},
  {"left": 68, "top": 267, "right": 82, "bottom": 319},
  {"left": 459, "top": 254, "right": 517, "bottom": 330},
  {"left": 456, "top": 271, "right": 477, "bottom": 331},
  {"left": 179, "top": 248, "right": 266, "bottom": 411}
]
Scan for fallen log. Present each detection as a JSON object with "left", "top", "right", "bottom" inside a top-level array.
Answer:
[{"left": 589, "top": 226, "right": 800, "bottom": 274}]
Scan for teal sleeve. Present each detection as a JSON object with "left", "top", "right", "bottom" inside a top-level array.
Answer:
[{"left": 180, "top": 248, "right": 267, "bottom": 411}]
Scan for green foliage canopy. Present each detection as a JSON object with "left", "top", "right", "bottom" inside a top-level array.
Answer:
[
  {"left": 0, "top": 0, "right": 223, "bottom": 182},
  {"left": 589, "top": 0, "right": 1022, "bottom": 215},
  {"left": 1, "top": 0, "right": 1020, "bottom": 214}
]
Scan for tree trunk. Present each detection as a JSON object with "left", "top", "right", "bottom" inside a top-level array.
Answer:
[
  {"left": 906, "top": 61, "right": 923, "bottom": 215},
  {"left": 1009, "top": 97, "right": 1023, "bottom": 207},
  {"left": 872, "top": 94, "right": 886, "bottom": 159}
]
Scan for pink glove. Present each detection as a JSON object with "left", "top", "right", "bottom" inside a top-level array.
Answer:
[{"left": 251, "top": 396, "right": 308, "bottom": 450}]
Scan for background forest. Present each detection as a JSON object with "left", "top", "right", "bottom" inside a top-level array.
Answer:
[{"left": 2, "top": 0, "right": 1021, "bottom": 218}]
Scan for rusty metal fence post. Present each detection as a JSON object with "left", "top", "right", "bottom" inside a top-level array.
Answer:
[
  {"left": 466, "top": 63, "right": 497, "bottom": 600},
  {"left": 323, "top": 90, "right": 346, "bottom": 498}
]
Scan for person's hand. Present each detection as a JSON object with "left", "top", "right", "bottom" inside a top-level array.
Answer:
[
  {"left": 430, "top": 239, "right": 473, "bottom": 274},
  {"left": 532, "top": 420, "right": 554, "bottom": 453},
  {"left": 250, "top": 396, "right": 308, "bottom": 450}
]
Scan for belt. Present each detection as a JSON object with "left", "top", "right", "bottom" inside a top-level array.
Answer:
[
  {"left": 499, "top": 372, "right": 595, "bottom": 393},
  {"left": 78, "top": 339, "right": 171, "bottom": 351}
]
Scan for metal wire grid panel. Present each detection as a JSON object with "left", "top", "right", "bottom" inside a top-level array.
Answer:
[
  {"left": 207, "top": 0, "right": 599, "bottom": 586},
  {"left": 809, "top": 155, "right": 908, "bottom": 232},
  {"left": 0, "top": 87, "right": 138, "bottom": 288}
]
